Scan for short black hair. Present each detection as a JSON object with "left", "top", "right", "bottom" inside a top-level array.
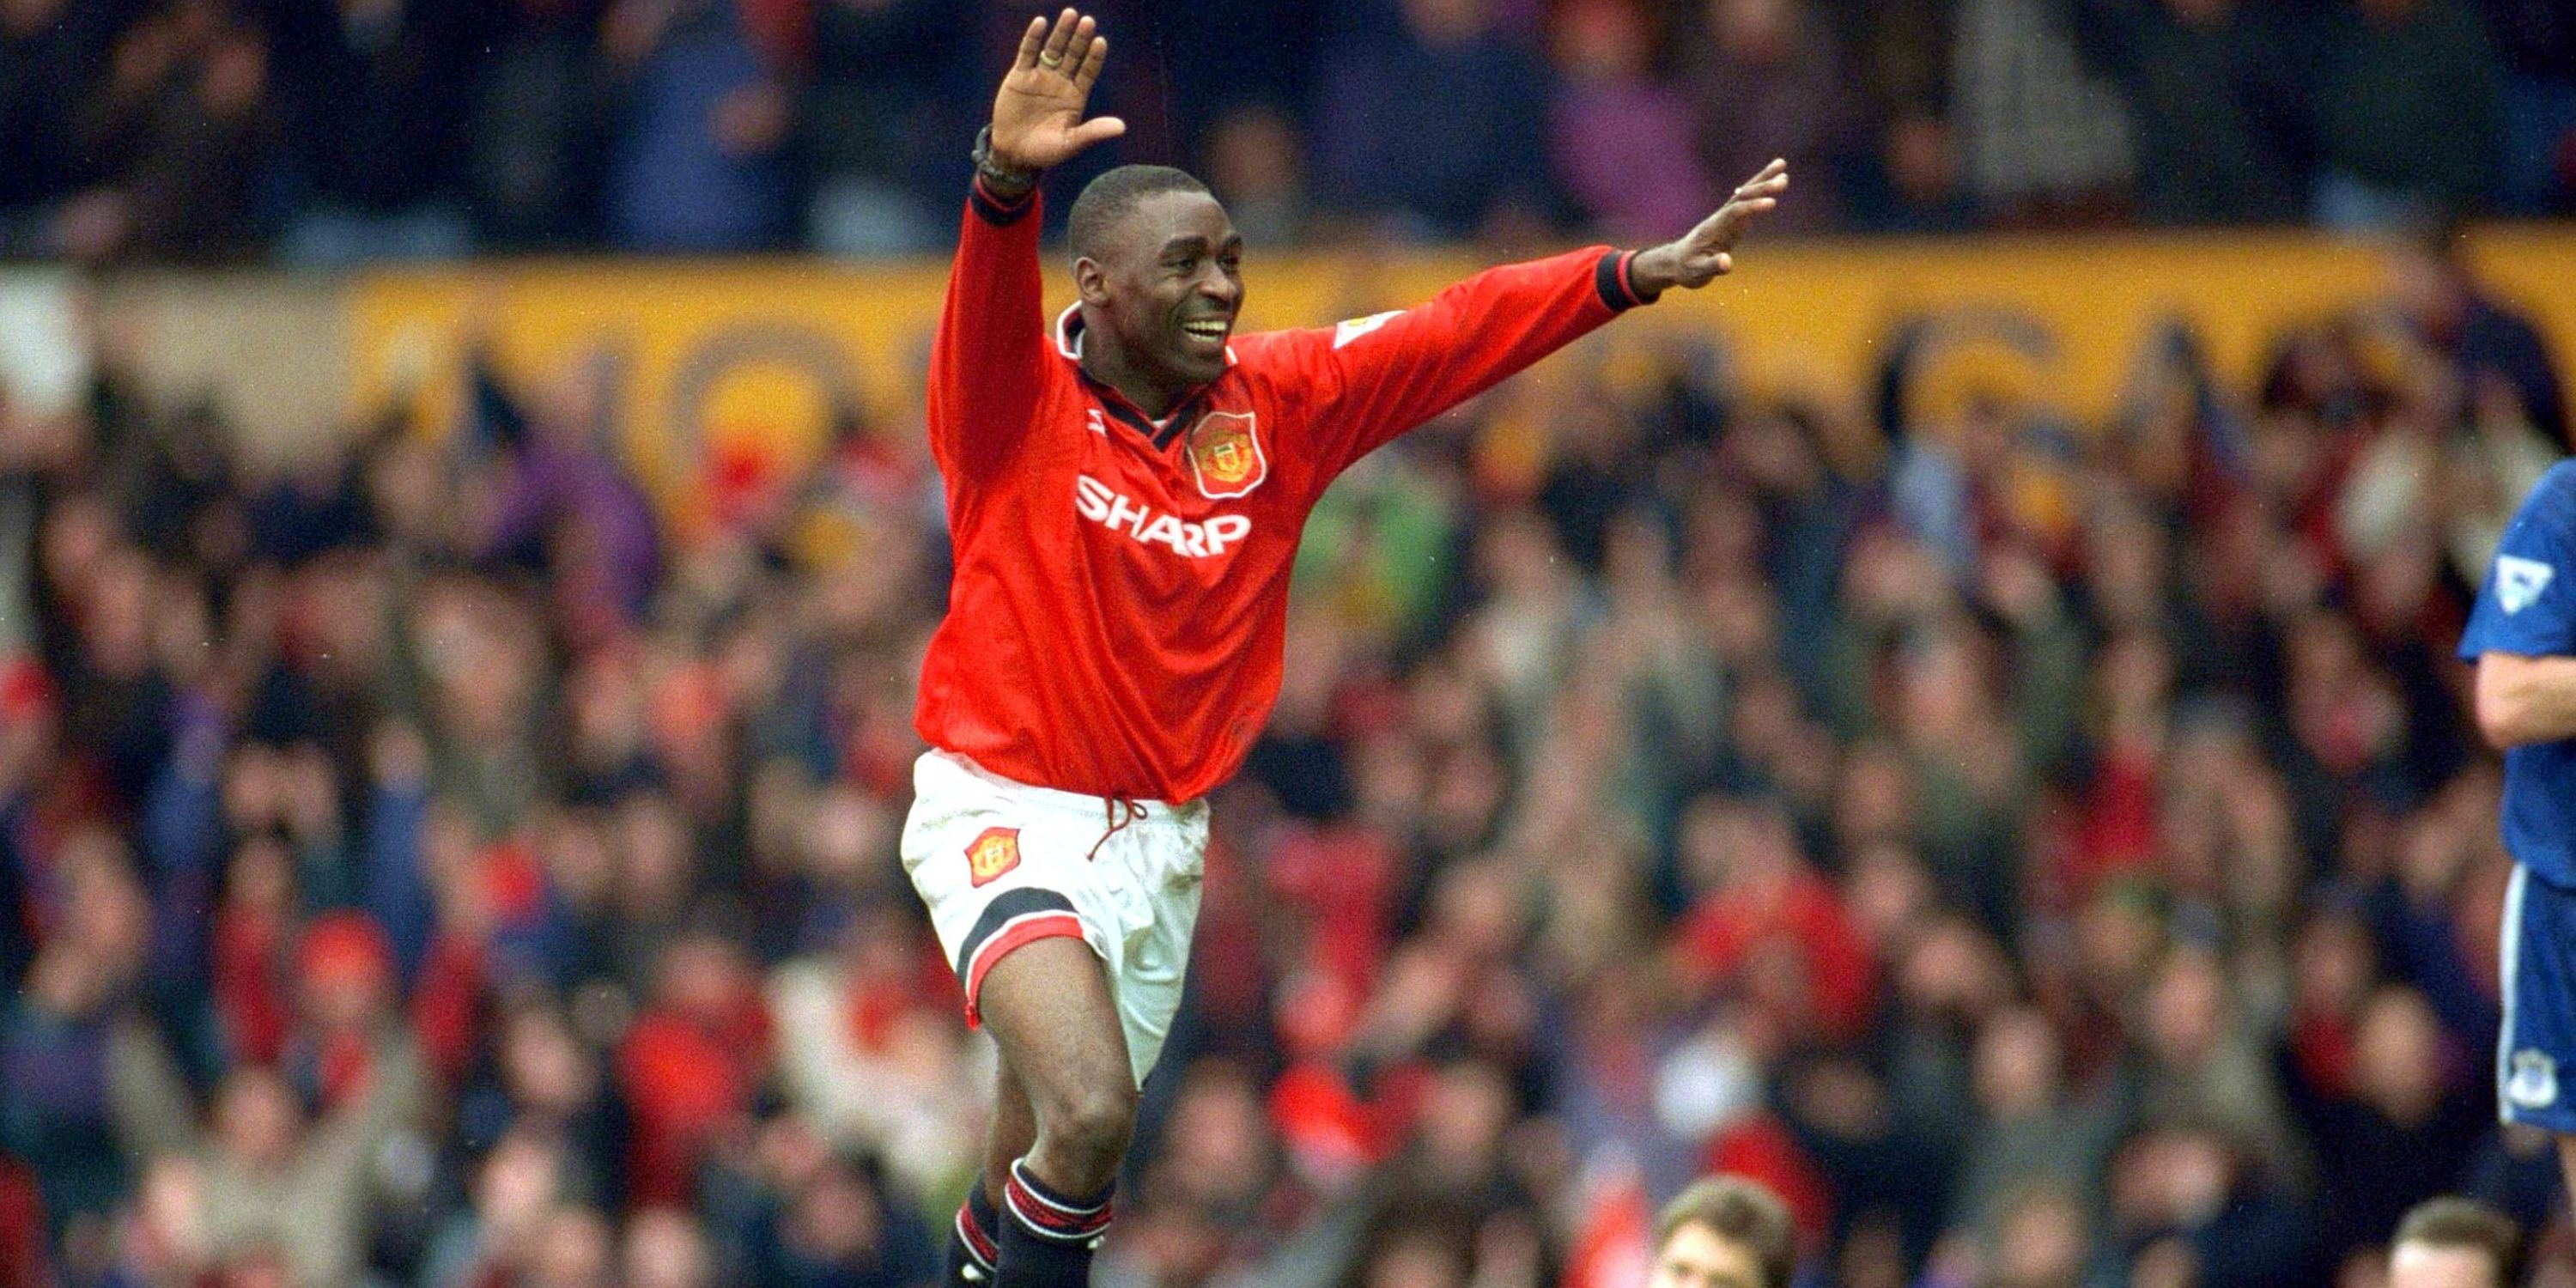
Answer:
[
  {"left": 1656, "top": 1176, "right": 1797, "bottom": 1288},
  {"left": 2393, "top": 1197, "right": 2521, "bottom": 1286},
  {"left": 1068, "top": 164, "right": 1211, "bottom": 263}
]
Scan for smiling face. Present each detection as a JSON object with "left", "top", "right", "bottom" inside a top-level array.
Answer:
[{"left": 1075, "top": 187, "right": 1243, "bottom": 393}]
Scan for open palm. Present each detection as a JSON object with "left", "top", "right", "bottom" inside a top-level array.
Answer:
[
  {"left": 1666, "top": 160, "right": 1791, "bottom": 288},
  {"left": 989, "top": 9, "right": 1124, "bottom": 172}
]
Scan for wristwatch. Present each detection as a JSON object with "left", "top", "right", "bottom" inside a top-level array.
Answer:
[{"left": 972, "top": 126, "right": 1038, "bottom": 191}]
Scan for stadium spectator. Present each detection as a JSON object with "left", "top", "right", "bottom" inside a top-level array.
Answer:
[
  {"left": 1681, "top": 0, "right": 1859, "bottom": 235},
  {"left": 416, "top": 1127, "right": 568, "bottom": 1288},
  {"left": 1980, "top": 1183, "right": 2090, "bottom": 1288},
  {"left": 464, "top": 0, "right": 612, "bottom": 252},
  {"left": 2474, "top": 0, "right": 2576, "bottom": 216},
  {"left": 449, "top": 1001, "right": 633, "bottom": 1212},
  {"left": 729, "top": 1138, "right": 939, "bottom": 1288},
  {"left": 766, "top": 902, "right": 981, "bottom": 1203},
  {"left": 1313, "top": 0, "right": 1559, "bottom": 240},
  {"left": 1830, "top": 0, "right": 1980, "bottom": 235},
  {"left": 0, "top": 0, "right": 116, "bottom": 258},
  {"left": 2063, "top": 0, "right": 2311, "bottom": 225},
  {"left": 0, "top": 857, "right": 192, "bottom": 1235},
  {"left": 799, "top": 0, "right": 975, "bottom": 256},
  {"left": 464, "top": 347, "right": 663, "bottom": 639},
  {"left": 2384, "top": 223, "right": 2570, "bottom": 450},
  {"left": 269, "top": 0, "right": 485, "bottom": 264},
  {"left": 600, "top": 0, "right": 801, "bottom": 252},
  {"left": 0, "top": 1155, "right": 41, "bottom": 1288},
  {"left": 2311, "top": 987, "right": 2490, "bottom": 1267},
  {"left": 2387, "top": 1196, "right": 2523, "bottom": 1288},
  {"left": 2102, "top": 1119, "right": 2312, "bottom": 1288},
  {"left": 621, "top": 1206, "right": 717, "bottom": 1288},
  {"left": 1945, "top": 1006, "right": 2122, "bottom": 1244},
  {"left": 2309, "top": 0, "right": 2504, "bottom": 228},
  {"left": 191, "top": 1051, "right": 424, "bottom": 1288},
  {"left": 1843, "top": 108, "right": 1977, "bottom": 233},
  {"left": 1200, "top": 105, "right": 1317, "bottom": 247},
  {"left": 0, "top": 0, "right": 2555, "bottom": 254},
  {"left": 614, "top": 918, "right": 771, "bottom": 1209},
  {"left": 1947, "top": 0, "right": 2136, "bottom": 223},
  {"left": 1544, "top": 0, "right": 1715, "bottom": 243},
  {"left": 60, "top": 0, "right": 277, "bottom": 261},
  {"left": 1647, "top": 1175, "right": 1796, "bottom": 1288}
]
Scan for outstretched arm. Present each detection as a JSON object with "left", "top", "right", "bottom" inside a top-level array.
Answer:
[
  {"left": 926, "top": 9, "right": 1124, "bottom": 483},
  {"left": 1297, "top": 161, "right": 1790, "bottom": 477}
]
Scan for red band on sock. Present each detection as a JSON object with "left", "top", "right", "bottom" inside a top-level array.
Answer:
[
  {"left": 1004, "top": 1168, "right": 1112, "bottom": 1242},
  {"left": 957, "top": 1201, "right": 999, "bottom": 1268}
]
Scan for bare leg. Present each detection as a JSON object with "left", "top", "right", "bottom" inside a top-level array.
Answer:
[
  {"left": 974, "top": 936, "right": 1136, "bottom": 1287},
  {"left": 947, "top": 1055, "right": 1043, "bottom": 1285},
  {"left": 987, "top": 1055, "right": 1037, "bottom": 1205},
  {"left": 975, "top": 936, "right": 1136, "bottom": 1197},
  {"left": 2560, "top": 1135, "right": 2576, "bottom": 1224}
]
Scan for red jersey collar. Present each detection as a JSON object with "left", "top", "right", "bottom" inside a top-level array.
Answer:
[{"left": 1055, "top": 303, "right": 1233, "bottom": 449}]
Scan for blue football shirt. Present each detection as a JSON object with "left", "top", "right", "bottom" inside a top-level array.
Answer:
[{"left": 2462, "top": 459, "right": 2576, "bottom": 887}]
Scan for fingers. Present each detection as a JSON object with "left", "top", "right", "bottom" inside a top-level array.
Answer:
[
  {"left": 1059, "top": 12, "right": 1097, "bottom": 74},
  {"left": 1039, "top": 8, "right": 1082, "bottom": 68},
  {"left": 1013, "top": 14, "right": 1045, "bottom": 70},
  {"left": 1039, "top": 8, "right": 1077, "bottom": 62},
  {"left": 1072, "top": 32, "right": 1108, "bottom": 94},
  {"left": 1732, "top": 157, "right": 1791, "bottom": 202},
  {"left": 1703, "top": 157, "right": 1786, "bottom": 252}
]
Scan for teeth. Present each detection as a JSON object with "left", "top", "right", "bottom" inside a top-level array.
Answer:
[{"left": 1182, "top": 322, "right": 1227, "bottom": 338}]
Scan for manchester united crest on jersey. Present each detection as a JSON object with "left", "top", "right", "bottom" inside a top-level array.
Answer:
[
  {"left": 965, "top": 827, "right": 1022, "bottom": 887},
  {"left": 1186, "top": 410, "right": 1267, "bottom": 500}
]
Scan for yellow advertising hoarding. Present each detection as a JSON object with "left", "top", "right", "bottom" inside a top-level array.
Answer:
[{"left": 349, "top": 228, "right": 2576, "bottom": 537}]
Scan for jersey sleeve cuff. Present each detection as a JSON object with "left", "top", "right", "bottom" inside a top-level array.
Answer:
[
  {"left": 970, "top": 175, "right": 1039, "bottom": 227},
  {"left": 1594, "top": 249, "right": 1656, "bottom": 312}
]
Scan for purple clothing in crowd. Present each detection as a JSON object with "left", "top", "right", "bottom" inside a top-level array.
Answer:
[
  {"left": 1689, "top": 35, "right": 1861, "bottom": 234},
  {"left": 1552, "top": 79, "right": 1720, "bottom": 242},
  {"left": 482, "top": 436, "right": 665, "bottom": 624}
]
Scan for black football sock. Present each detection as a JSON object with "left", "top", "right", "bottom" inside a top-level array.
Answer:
[
  {"left": 993, "top": 1157, "right": 1113, "bottom": 1288},
  {"left": 948, "top": 1182, "right": 1002, "bottom": 1285}
]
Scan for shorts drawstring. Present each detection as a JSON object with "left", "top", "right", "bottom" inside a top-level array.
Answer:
[{"left": 1087, "top": 797, "right": 1148, "bottom": 863}]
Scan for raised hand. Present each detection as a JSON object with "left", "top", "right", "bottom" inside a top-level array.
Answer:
[
  {"left": 1631, "top": 159, "right": 1790, "bottom": 295},
  {"left": 988, "top": 9, "right": 1125, "bottom": 173}
]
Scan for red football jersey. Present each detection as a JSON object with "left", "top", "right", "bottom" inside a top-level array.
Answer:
[{"left": 914, "top": 179, "right": 1657, "bottom": 803}]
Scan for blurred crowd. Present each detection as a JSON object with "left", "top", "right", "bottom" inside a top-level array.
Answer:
[
  {"left": 3, "top": 0, "right": 2574, "bottom": 264},
  {"left": 4, "top": 222, "right": 2576, "bottom": 1288}
]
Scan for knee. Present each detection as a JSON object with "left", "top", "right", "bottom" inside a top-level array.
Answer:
[{"left": 1038, "top": 1079, "right": 1137, "bottom": 1173}]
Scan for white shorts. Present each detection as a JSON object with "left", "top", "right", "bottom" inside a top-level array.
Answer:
[{"left": 900, "top": 750, "right": 1207, "bottom": 1088}]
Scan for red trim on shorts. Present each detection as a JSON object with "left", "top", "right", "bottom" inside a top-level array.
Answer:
[{"left": 961, "top": 913, "right": 1087, "bottom": 1027}]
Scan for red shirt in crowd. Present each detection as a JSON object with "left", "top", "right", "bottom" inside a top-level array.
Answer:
[{"left": 913, "top": 179, "right": 1655, "bottom": 803}]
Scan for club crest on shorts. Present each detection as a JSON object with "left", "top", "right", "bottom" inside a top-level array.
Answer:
[
  {"left": 1186, "top": 410, "right": 1267, "bottom": 500},
  {"left": 2509, "top": 1048, "right": 2560, "bottom": 1109},
  {"left": 965, "top": 827, "right": 1022, "bottom": 887}
]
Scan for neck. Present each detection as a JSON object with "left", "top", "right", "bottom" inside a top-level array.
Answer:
[{"left": 1077, "top": 319, "right": 1188, "bottom": 419}]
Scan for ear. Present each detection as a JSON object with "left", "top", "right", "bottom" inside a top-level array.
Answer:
[{"left": 1074, "top": 256, "right": 1110, "bottom": 307}]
